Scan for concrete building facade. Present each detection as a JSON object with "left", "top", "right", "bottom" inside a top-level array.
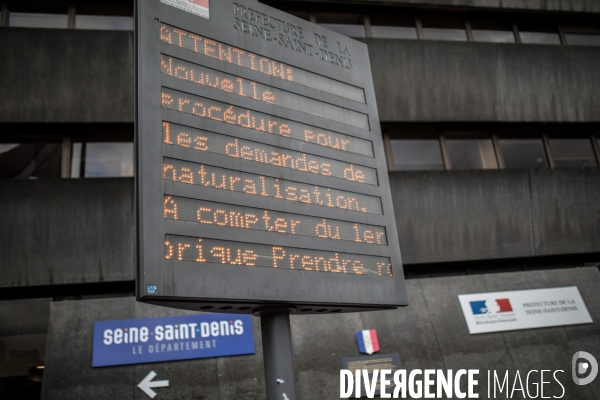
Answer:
[{"left": 0, "top": 0, "right": 599, "bottom": 398}]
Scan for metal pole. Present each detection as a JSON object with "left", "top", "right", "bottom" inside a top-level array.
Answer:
[{"left": 258, "top": 308, "right": 297, "bottom": 400}]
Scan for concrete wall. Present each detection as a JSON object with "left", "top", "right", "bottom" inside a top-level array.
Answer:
[
  {"left": 0, "top": 28, "right": 133, "bottom": 123},
  {"left": 391, "top": 168, "right": 600, "bottom": 264},
  {"left": 292, "top": 0, "right": 600, "bottom": 13},
  {"left": 41, "top": 267, "right": 600, "bottom": 399},
  {"left": 365, "top": 39, "right": 600, "bottom": 123},
  {"left": 2, "top": 168, "right": 598, "bottom": 287},
  {"left": 0, "top": 179, "right": 134, "bottom": 287},
  {"left": 2, "top": 29, "right": 600, "bottom": 124}
]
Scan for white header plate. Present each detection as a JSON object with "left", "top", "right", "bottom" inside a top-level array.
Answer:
[{"left": 458, "top": 286, "right": 593, "bottom": 334}]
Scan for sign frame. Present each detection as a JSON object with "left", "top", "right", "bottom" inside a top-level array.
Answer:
[{"left": 135, "top": 0, "right": 407, "bottom": 314}]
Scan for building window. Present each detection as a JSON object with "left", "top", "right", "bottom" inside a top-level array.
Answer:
[
  {"left": 316, "top": 13, "right": 365, "bottom": 38},
  {"left": 9, "top": 13, "right": 133, "bottom": 31},
  {"left": 286, "top": 11, "right": 310, "bottom": 21},
  {"left": 71, "top": 142, "right": 133, "bottom": 178},
  {"left": 564, "top": 33, "right": 600, "bottom": 46},
  {"left": 520, "top": 31, "right": 561, "bottom": 45},
  {"left": 389, "top": 139, "right": 444, "bottom": 171},
  {"left": 319, "top": 23, "right": 366, "bottom": 38},
  {"left": 518, "top": 21, "right": 561, "bottom": 45},
  {"left": 0, "top": 126, "right": 133, "bottom": 179},
  {"left": 548, "top": 139, "right": 598, "bottom": 168},
  {"left": 385, "top": 128, "right": 600, "bottom": 172},
  {"left": 421, "top": 15, "right": 468, "bottom": 42},
  {"left": 561, "top": 24, "right": 600, "bottom": 46},
  {"left": 370, "top": 13, "right": 418, "bottom": 40},
  {"left": 499, "top": 138, "right": 548, "bottom": 169},
  {"left": 371, "top": 25, "right": 418, "bottom": 40},
  {"left": 0, "top": 298, "right": 51, "bottom": 378},
  {"left": 0, "top": 140, "right": 62, "bottom": 179},
  {"left": 9, "top": 12, "right": 68, "bottom": 29},
  {"left": 271, "top": 6, "right": 600, "bottom": 46},
  {"left": 75, "top": 15, "right": 133, "bottom": 30},
  {"left": 445, "top": 133, "right": 498, "bottom": 170},
  {"left": 471, "top": 18, "right": 515, "bottom": 43},
  {"left": 472, "top": 29, "right": 516, "bottom": 43}
]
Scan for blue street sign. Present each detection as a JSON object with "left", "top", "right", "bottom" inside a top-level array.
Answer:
[{"left": 92, "top": 314, "right": 255, "bottom": 367}]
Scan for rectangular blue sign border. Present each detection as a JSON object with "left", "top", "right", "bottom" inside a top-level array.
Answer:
[{"left": 92, "top": 314, "right": 255, "bottom": 367}]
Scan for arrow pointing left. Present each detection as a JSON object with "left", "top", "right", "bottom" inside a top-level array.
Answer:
[{"left": 137, "top": 371, "right": 169, "bottom": 399}]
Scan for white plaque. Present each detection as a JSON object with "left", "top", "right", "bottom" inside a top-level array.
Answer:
[
  {"left": 458, "top": 286, "right": 593, "bottom": 334},
  {"left": 160, "top": 0, "right": 209, "bottom": 19}
]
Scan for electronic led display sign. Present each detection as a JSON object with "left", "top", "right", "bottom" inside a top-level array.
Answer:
[
  {"left": 163, "top": 196, "right": 388, "bottom": 244},
  {"left": 136, "top": 0, "right": 407, "bottom": 313}
]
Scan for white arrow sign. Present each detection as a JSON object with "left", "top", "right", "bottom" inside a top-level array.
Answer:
[{"left": 137, "top": 371, "right": 169, "bottom": 399}]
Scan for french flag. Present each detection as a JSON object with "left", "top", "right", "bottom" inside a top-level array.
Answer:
[
  {"left": 189, "top": 0, "right": 209, "bottom": 8},
  {"left": 356, "top": 330, "right": 380, "bottom": 355}
]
